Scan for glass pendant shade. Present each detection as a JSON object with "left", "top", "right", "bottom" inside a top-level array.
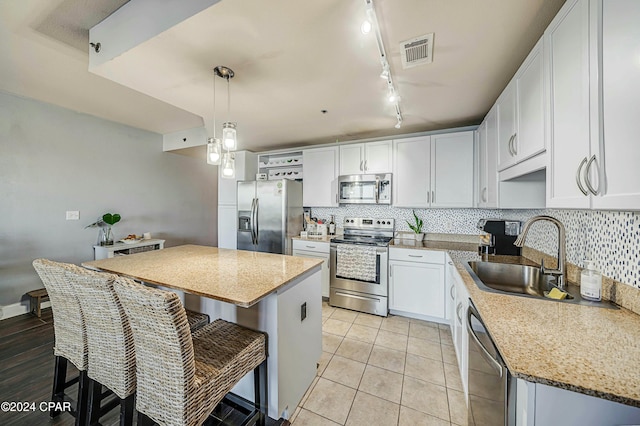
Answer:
[
  {"left": 206, "top": 138, "right": 221, "bottom": 165},
  {"left": 222, "top": 122, "right": 237, "bottom": 150},
  {"left": 221, "top": 152, "right": 235, "bottom": 179}
]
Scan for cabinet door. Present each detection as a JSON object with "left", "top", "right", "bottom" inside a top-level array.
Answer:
[
  {"left": 339, "top": 144, "right": 364, "bottom": 175},
  {"left": 431, "top": 131, "right": 475, "bottom": 208},
  {"left": 393, "top": 136, "right": 430, "bottom": 208},
  {"left": 218, "top": 205, "right": 237, "bottom": 249},
  {"left": 302, "top": 147, "right": 339, "bottom": 207},
  {"left": 545, "top": 0, "right": 592, "bottom": 209},
  {"left": 477, "top": 120, "right": 488, "bottom": 208},
  {"left": 592, "top": 0, "right": 640, "bottom": 210},
  {"left": 516, "top": 38, "right": 545, "bottom": 162},
  {"left": 484, "top": 107, "right": 499, "bottom": 208},
  {"left": 389, "top": 260, "right": 445, "bottom": 319},
  {"left": 446, "top": 258, "right": 457, "bottom": 335},
  {"left": 497, "top": 83, "right": 518, "bottom": 171},
  {"left": 292, "top": 249, "right": 330, "bottom": 298},
  {"left": 364, "top": 140, "right": 392, "bottom": 173}
]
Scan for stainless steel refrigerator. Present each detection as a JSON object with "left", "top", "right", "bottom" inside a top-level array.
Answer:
[{"left": 237, "top": 179, "right": 303, "bottom": 255}]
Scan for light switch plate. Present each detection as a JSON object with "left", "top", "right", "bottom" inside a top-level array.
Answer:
[{"left": 66, "top": 211, "right": 80, "bottom": 220}]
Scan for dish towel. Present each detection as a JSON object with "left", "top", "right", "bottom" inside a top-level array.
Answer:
[{"left": 336, "top": 245, "right": 378, "bottom": 282}]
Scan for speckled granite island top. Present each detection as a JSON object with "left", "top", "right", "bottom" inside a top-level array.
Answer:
[
  {"left": 454, "top": 255, "right": 640, "bottom": 408},
  {"left": 83, "top": 245, "right": 323, "bottom": 307}
]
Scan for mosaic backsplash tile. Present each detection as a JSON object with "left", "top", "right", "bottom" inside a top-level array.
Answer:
[{"left": 311, "top": 206, "right": 640, "bottom": 288}]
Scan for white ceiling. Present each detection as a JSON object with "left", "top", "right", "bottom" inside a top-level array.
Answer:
[{"left": 1, "top": 0, "right": 566, "bottom": 152}]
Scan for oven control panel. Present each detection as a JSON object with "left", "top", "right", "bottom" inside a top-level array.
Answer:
[{"left": 343, "top": 217, "right": 395, "bottom": 231}]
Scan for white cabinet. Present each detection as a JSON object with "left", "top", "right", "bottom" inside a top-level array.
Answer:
[
  {"left": 302, "top": 146, "right": 339, "bottom": 207},
  {"left": 393, "top": 131, "right": 475, "bottom": 208},
  {"left": 292, "top": 239, "right": 330, "bottom": 298},
  {"left": 477, "top": 106, "right": 499, "bottom": 208},
  {"left": 388, "top": 248, "right": 446, "bottom": 321},
  {"left": 448, "top": 257, "right": 469, "bottom": 398},
  {"left": 497, "top": 38, "right": 546, "bottom": 174},
  {"left": 546, "top": 0, "right": 640, "bottom": 211},
  {"left": 218, "top": 151, "right": 257, "bottom": 249},
  {"left": 339, "top": 140, "right": 392, "bottom": 175}
]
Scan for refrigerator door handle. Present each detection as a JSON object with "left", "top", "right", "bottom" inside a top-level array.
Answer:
[
  {"left": 254, "top": 197, "right": 259, "bottom": 245},
  {"left": 250, "top": 198, "right": 257, "bottom": 245}
]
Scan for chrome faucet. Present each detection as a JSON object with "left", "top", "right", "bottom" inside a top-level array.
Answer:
[{"left": 513, "top": 215, "right": 566, "bottom": 290}]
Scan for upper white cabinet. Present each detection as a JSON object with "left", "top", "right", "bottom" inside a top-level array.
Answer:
[
  {"left": 498, "top": 38, "right": 546, "bottom": 173},
  {"left": 546, "top": 0, "right": 640, "bottom": 210},
  {"left": 477, "top": 106, "right": 499, "bottom": 208},
  {"left": 339, "top": 140, "right": 392, "bottom": 175},
  {"left": 302, "top": 146, "right": 339, "bottom": 207},
  {"left": 393, "top": 131, "right": 475, "bottom": 208}
]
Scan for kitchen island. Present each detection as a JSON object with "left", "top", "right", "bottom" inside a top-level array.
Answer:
[{"left": 83, "top": 245, "right": 323, "bottom": 420}]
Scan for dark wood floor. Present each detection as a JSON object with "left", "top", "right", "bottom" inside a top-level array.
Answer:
[{"left": 0, "top": 308, "right": 287, "bottom": 426}]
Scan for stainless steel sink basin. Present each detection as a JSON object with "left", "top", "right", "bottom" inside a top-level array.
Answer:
[{"left": 465, "top": 261, "right": 617, "bottom": 309}]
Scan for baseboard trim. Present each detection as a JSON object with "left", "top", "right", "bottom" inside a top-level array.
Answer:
[{"left": 0, "top": 301, "right": 51, "bottom": 320}]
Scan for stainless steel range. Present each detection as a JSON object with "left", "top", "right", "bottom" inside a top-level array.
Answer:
[{"left": 329, "top": 217, "right": 394, "bottom": 317}]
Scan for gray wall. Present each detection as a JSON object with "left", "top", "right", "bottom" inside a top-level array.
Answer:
[{"left": 0, "top": 91, "right": 218, "bottom": 309}]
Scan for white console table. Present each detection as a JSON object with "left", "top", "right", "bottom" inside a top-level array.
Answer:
[{"left": 93, "top": 239, "right": 165, "bottom": 260}]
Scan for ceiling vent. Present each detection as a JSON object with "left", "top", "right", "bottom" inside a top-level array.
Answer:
[{"left": 399, "top": 33, "right": 434, "bottom": 69}]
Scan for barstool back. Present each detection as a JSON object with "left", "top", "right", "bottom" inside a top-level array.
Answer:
[{"left": 64, "top": 267, "right": 136, "bottom": 400}]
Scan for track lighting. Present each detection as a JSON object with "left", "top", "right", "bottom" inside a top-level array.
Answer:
[{"left": 361, "top": 20, "right": 372, "bottom": 34}]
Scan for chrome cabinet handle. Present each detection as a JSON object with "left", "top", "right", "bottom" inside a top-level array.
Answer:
[
  {"left": 576, "top": 157, "right": 588, "bottom": 196},
  {"left": 482, "top": 187, "right": 488, "bottom": 202},
  {"left": 432, "top": 190, "right": 435, "bottom": 204},
  {"left": 360, "top": 160, "right": 364, "bottom": 171},
  {"left": 408, "top": 254, "right": 423, "bottom": 258},
  {"left": 427, "top": 191, "right": 430, "bottom": 204},
  {"left": 584, "top": 155, "right": 599, "bottom": 195},
  {"left": 364, "top": 160, "right": 368, "bottom": 171},
  {"left": 456, "top": 303, "right": 463, "bottom": 322},
  {"left": 512, "top": 133, "right": 518, "bottom": 155},
  {"left": 507, "top": 135, "right": 515, "bottom": 156},
  {"left": 305, "top": 245, "right": 316, "bottom": 249},
  {"left": 336, "top": 193, "right": 338, "bottom": 204},
  {"left": 450, "top": 284, "right": 455, "bottom": 300}
]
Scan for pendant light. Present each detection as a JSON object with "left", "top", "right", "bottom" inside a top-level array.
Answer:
[
  {"left": 206, "top": 68, "right": 221, "bottom": 165},
  {"left": 221, "top": 152, "right": 235, "bottom": 179},
  {"left": 208, "top": 66, "right": 237, "bottom": 179},
  {"left": 215, "top": 66, "right": 237, "bottom": 151}
]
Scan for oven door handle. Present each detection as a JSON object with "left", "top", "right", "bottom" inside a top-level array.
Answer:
[
  {"left": 334, "top": 291, "right": 380, "bottom": 302},
  {"left": 466, "top": 304, "right": 504, "bottom": 378}
]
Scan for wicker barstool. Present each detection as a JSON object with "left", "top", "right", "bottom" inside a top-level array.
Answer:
[
  {"left": 63, "top": 266, "right": 137, "bottom": 426},
  {"left": 32, "top": 259, "right": 92, "bottom": 425},
  {"left": 113, "top": 276, "right": 268, "bottom": 426}
]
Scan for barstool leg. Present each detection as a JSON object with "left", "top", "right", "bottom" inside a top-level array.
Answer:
[
  {"left": 253, "top": 359, "right": 268, "bottom": 426},
  {"left": 137, "top": 412, "right": 156, "bottom": 426},
  {"left": 75, "top": 370, "right": 91, "bottom": 426},
  {"left": 51, "top": 356, "right": 68, "bottom": 418},
  {"left": 120, "top": 394, "right": 135, "bottom": 426},
  {"left": 87, "top": 378, "right": 102, "bottom": 426}
]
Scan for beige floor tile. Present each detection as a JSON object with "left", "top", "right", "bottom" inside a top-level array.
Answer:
[
  {"left": 317, "top": 351, "right": 333, "bottom": 376},
  {"left": 335, "top": 338, "right": 373, "bottom": 364},
  {"left": 409, "top": 322, "right": 441, "bottom": 342},
  {"left": 293, "top": 408, "right": 342, "bottom": 426},
  {"left": 330, "top": 308, "right": 358, "bottom": 323},
  {"left": 405, "top": 353, "right": 446, "bottom": 386},
  {"left": 358, "top": 364, "right": 403, "bottom": 404},
  {"left": 323, "top": 318, "right": 352, "bottom": 337},
  {"left": 401, "top": 376, "right": 450, "bottom": 422},
  {"left": 345, "top": 391, "right": 399, "bottom": 426},
  {"left": 380, "top": 316, "right": 410, "bottom": 335},
  {"left": 407, "top": 337, "right": 443, "bottom": 361},
  {"left": 322, "top": 355, "right": 366, "bottom": 389},
  {"left": 368, "top": 345, "right": 406, "bottom": 374},
  {"left": 447, "top": 388, "right": 468, "bottom": 425},
  {"left": 344, "top": 324, "right": 379, "bottom": 344},
  {"left": 301, "top": 376, "right": 320, "bottom": 406},
  {"left": 438, "top": 323, "right": 451, "bottom": 330},
  {"left": 443, "top": 362, "right": 463, "bottom": 392},
  {"left": 409, "top": 317, "right": 440, "bottom": 328},
  {"left": 322, "top": 332, "right": 343, "bottom": 354},
  {"left": 439, "top": 328, "right": 454, "bottom": 346},
  {"left": 399, "top": 406, "right": 451, "bottom": 426},
  {"left": 441, "top": 344, "right": 458, "bottom": 366},
  {"left": 303, "top": 377, "right": 357, "bottom": 425},
  {"left": 322, "top": 303, "right": 336, "bottom": 317},
  {"left": 353, "top": 313, "right": 383, "bottom": 329},
  {"left": 375, "top": 329, "right": 409, "bottom": 351}
]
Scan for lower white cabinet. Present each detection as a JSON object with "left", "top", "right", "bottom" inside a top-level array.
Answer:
[
  {"left": 389, "top": 248, "right": 446, "bottom": 321},
  {"left": 448, "top": 256, "right": 469, "bottom": 399},
  {"left": 292, "top": 239, "right": 330, "bottom": 298}
]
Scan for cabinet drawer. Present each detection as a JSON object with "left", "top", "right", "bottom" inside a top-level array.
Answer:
[
  {"left": 389, "top": 248, "right": 444, "bottom": 263},
  {"left": 292, "top": 239, "right": 329, "bottom": 253}
]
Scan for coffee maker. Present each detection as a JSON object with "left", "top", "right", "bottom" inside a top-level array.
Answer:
[{"left": 477, "top": 219, "right": 522, "bottom": 256}]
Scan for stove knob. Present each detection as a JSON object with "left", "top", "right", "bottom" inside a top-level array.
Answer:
[
  {"left": 382, "top": 221, "right": 386, "bottom": 225},
  {"left": 376, "top": 220, "right": 381, "bottom": 224}
]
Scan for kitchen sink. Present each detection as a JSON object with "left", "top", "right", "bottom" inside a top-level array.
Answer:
[{"left": 465, "top": 261, "right": 617, "bottom": 309}]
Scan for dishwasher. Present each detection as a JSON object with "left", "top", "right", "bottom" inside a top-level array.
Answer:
[{"left": 466, "top": 300, "right": 513, "bottom": 425}]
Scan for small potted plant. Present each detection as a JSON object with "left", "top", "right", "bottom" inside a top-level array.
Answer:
[
  {"left": 86, "top": 213, "right": 121, "bottom": 246},
  {"left": 407, "top": 210, "right": 425, "bottom": 241}
]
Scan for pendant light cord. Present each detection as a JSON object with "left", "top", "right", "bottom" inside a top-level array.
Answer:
[
  {"left": 226, "top": 76, "right": 231, "bottom": 123},
  {"left": 212, "top": 71, "right": 217, "bottom": 138}
]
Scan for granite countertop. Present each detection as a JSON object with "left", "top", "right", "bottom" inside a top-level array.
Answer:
[
  {"left": 451, "top": 253, "right": 640, "bottom": 408},
  {"left": 83, "top": 245, "right": 323, "bottom": 307}
]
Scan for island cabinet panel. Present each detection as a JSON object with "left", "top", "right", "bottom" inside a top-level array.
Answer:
[
  {"left": 292, "top": 240, "right": 330, "bottom": 298},
  {"left": 388, "top": 248, "right": 446, "bottom": 322}
]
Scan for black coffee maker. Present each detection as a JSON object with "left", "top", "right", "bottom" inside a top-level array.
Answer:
[{"left": 477, "top": 219, "right": 522, "bottom": 256}]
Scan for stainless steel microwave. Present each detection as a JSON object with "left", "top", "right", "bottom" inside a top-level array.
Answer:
[{"left": 338, "top": 174, "right": 392, "bottom": 204}]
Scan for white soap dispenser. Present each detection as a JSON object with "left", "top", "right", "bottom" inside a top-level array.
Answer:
[{"left": 580, "top": 260, "right": 602, "bottom": 301}]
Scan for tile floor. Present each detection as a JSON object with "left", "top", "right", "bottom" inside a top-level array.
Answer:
[{"left": 290, "top": 302, "right": 467, "bottom": 426}]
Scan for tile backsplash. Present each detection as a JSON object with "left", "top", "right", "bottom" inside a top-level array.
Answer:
[{"left": 311, "top": 206, "right": 640, "bottom": 289}]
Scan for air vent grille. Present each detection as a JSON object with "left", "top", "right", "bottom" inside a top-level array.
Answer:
[{"left": 400, "top": 33, "right": 434, "bottom": 69}]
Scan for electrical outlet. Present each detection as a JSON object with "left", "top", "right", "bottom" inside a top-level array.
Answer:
[
  {"left": 66, "top": 211, "right": 80, "bottom": 220},
  {"left": 300, "top": 302, "right": 307, "bottom": 321}
]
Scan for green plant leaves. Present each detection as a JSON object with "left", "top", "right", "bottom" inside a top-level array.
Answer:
[
  {"left": 102, "top": 213, "right": 121, "bottom": 226},
  {"left": 406, "top": 210, "right": 423, "bottom": 234}
]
